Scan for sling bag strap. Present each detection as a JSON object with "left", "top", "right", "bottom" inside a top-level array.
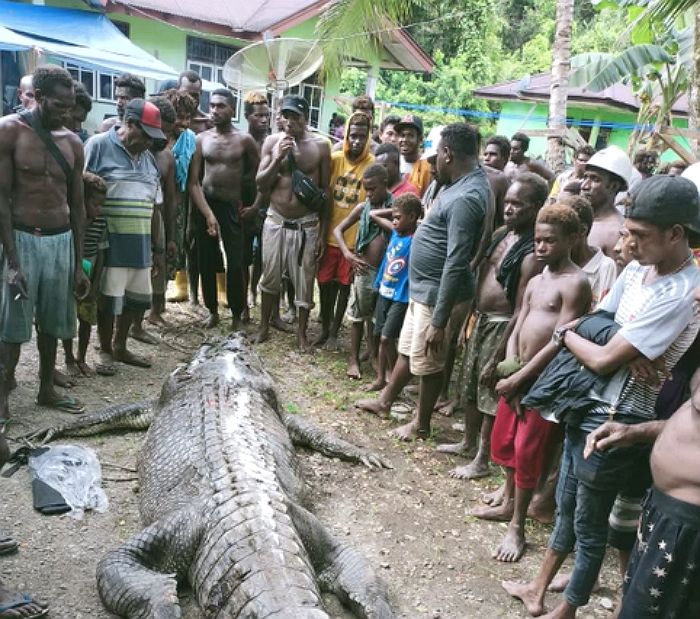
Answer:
[{"left": 18, "top": 109, "right": 73, "bottom": 191}]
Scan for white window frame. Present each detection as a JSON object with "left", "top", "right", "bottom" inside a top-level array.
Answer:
[
  {"left": 61, "top": 61, "right": 124, "bottom": 104},
  {"left": 187, "top": 60, "right": 239, "bottom": 122},
  {"left": 285, "top": 81, "right": 324, "bottom": 129}
]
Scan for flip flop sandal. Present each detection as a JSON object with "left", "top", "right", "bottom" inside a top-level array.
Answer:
[
  {"left": 0, "top": 593, "right": 48, "bottom": 618},
  {"left": 35, "top": 396, "right": 85, "bottom": 415},
  {"left": 0, "top": 533, "right": 18, "bottom": 555}
]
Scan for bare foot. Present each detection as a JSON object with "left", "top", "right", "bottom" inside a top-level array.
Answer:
[
  {"left": 434, "top": 397, "right": 452, "bottom": 413},
  {"left": 76, "top": 361, "right": 95, "bottom": 378},
  {"left": 241, "top": 307, "right": 251, "bottom": 324},
  {"left": 147, "top": 313, "right": 167, "bottom": 327},
  {"left": 494, "top": 524, "right": 526, "bottom": 562},
  {"left": 355, "top": 397, "right": 390, "bottom": 416},
  {"left": 436, "top": 440, "right": 475, "bottom": 457},
  {"left": 281, "top": 308, "right": 296, "bottom": 324},
  {"left": 272, "top": 317, "right": 291, "bottom": 332},
  {"left": 547, "top": 573, "right": 599, "bottom": 593},
  {"left": 53, "top": 369, "right": 75, "bottom": 388},
  {"left": 501, "top": 580, "right": 546, "bottom": 617},
  {"left": 203, "top": 313, "right": 220, "bottom": 329},
  {"left": 471, "top": 500, "right": 514, "bottom": 522},
  {"left": 113, "top": 348, "right": 152, "bottom": 368},
  {"left": 481, "top": 483, "right": 506, "bottom": 506},
  {"left": 539, "top": 601, "right": 577, "bottom": 618},
  {"left": 313, "top": 331, "right": 329, "bottom": 347},
  {"left": 528, "top": 500, "right": 555, "bottom": 524},
  {"left": 65, "top": 360, "right": 82, "bottom": 377},
  {"left": 254, "top": 328, "right": 269, "bottom": 344},
  {"left": 347, "top": 361, "right": 361, "bottom": 380},
  {"left": 297, "top": 335, "right": 313, "bottom": 353},
  {"left": 323, "top": 336, "right": 340, "bottom": 352},
  {"left": 389, "top": 420, "right": 427, "bottom": 442},
  {"left": 363, "top": 378, "right": 386, "bottom": 392},
  {"left": 359, "top": 349, "right": 370, "bottom": 362},
  {"left": 449, "top": 460, "right": 490, "bottom": 479}
]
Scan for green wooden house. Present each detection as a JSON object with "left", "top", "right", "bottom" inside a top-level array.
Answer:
[
  {"left": 0, "top": 0, "right": 433, "bottom": 135},
  {"left": 474, "top": 73, "right": 691, "bottom": 163}
]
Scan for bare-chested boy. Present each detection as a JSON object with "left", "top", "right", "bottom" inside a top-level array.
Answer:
[
  {"left": 472, "top": 204, "right": 591, "bottom": 564},
  {"left": 505, "top": 132, "right": 555, "bottom": 185},
  {"left": 580, "top": 146, "right": 633, "bottom": 260},
  {"left": 255, "top": 95, "right": 331, "bottom": 350},
  {"left": 482, "top": 135, "right": 512, "bottom": 227},
  {"left": 0, "top": 65, "right": 89, "bottom": 421},
  {"left": 437, "top": 172, "right": 548, "bottom": 478},
  {"left": 188, "top": 89, "right": 259, "bottom": 330},
  {"left": 334, "top": 164, "right": 392, "bottom": 379}
]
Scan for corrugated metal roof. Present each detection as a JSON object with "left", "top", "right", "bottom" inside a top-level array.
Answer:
[
  {"left": 109, "top": 0, "right": 323, "bottom": 32},
  {"left": 474, "top": 72, "right": 688, "bottom": 115}
]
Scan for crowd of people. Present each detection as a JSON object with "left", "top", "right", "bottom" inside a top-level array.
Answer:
[{"left": 0, "top": 65, "right": 699, "bottom": 619}]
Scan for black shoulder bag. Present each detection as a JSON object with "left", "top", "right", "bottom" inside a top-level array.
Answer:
[
  {"left": 287, "top": 151, "right": 327, "bottom": 213},
  {"left": 18, "top": 110, "right": 73, "bottom": 191}
]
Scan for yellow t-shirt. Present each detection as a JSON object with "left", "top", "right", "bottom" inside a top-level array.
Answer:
[
  {"left": 407, "top": 158, "right": 433, "bottom": 198},
  {"left": 327, "top": 151, "right": 375, "bottom": 248}
]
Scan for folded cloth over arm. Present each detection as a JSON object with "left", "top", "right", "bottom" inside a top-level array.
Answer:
[{"left": 522, "top": 310, "right": 623, "bottom": 421}]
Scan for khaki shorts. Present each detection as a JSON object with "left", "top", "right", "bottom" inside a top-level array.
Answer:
[
  {"left": 398, "top": 300, "right": 470, "bottom": 376},
  {"left": 457, "top": 311, "right": 511, "bottom": 416},
  {"left": 99, "top": 266, "right": 152, "bottom": 315},
  {"left": 346, "top": 266, "right": 377, "bottom": 323},
  {"left": 259, "top": 210, "right": 319, "bottom": 309}
]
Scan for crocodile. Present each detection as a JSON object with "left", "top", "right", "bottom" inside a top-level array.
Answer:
[{"left": 26, "top": 334, "right": 393, "bottom": 618}]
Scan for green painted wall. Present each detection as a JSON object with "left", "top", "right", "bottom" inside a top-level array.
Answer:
[{"left": 494, "top": 100, "right": 690, "bottom": 163}]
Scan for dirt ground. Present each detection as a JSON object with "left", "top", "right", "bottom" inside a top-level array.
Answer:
[{"left": 1, "top": 301, "right": 620, "bottom": 618}]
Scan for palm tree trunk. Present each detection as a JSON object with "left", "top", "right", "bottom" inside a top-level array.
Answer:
[
  {"left": 546, "top": 0, "right": 575, "bottom": 174},
  {"left": 689, "top": 4, "right": 700, "bottom": 152}
]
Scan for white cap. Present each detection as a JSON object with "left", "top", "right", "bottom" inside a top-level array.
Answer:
[
  {"left": 681, "top": 162, "right": 700, "bottom": 196},
  {"left": 421, "top": 125, "right": 445, "bottom": 160},
  {"left": 585, "top": 145, "right": 634, "bottom": 190}
]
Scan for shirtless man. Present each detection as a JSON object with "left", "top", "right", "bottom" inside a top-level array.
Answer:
[
  {"left": 0, "top": 65, "right": 89, "bottom": 421},
  {"left": 14, "top": 74, "right": 35, "bottom": 112},
  {"left": 255, "top": 95, "right": 331, "bottom": 349},
  {"left": 505, "top": 132, "right": 555, "bottom": 185},
  {"left": 580, "top": 146, "right": 633, "bottom": 261},
  {"left": 482, "top": 135, "right": 512, "bottom": 228},
  {"left": 472, "top": 204, "right": 591, "bottom": 564},
  {"left": 584, "top": 361, "right": 700, "bottom": 619},
  {"left": 99, "top": 73, "right": 145, "bottom": 133},
  {"left": 334, "top": 164, "right": 392, "bottom": 379},
  {"left": 437, "top": 173, "right": 548, "bottom": 479},
  {"left": 188, "top": 89, "right": 259, "bottom": 330}
]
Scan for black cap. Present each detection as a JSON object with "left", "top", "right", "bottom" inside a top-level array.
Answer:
[
  {"left": 627, "top": 175, "right": 700, "bottom": 234},
  {"left": 280, "top": 95, "right": 309, "bottom": 119},
  {"left": 123, "top": 98, "right": 166, "bottom": 141},
  {"left": 395, "top": 114, "right": 424, "bottom": 136}
]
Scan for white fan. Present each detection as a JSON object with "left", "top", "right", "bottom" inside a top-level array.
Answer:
[{"left": 223, "top": 38, "right": 323, "bottom": 100}]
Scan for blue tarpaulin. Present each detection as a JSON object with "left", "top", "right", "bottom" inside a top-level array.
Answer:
[{"left": 0, "top": 0, "right": 178, "bottom": 80}]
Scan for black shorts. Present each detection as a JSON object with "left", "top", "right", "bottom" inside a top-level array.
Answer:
[
  {"left": 373, "top": 296, "right": 407, "bottom": 339},
  {"left": 619, "top": 487, "right": 700, "bottom": 618}
]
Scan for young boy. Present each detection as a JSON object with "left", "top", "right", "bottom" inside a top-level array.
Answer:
[
  {"left": 334, "top": 164, "right": 393, "bottom": 379},
  {"left": 315, "top": 111, "right": 374, "bottom": 350},
  {"left": 63, "top": 172, "right": 109, "bottom": 376},
  {"left": 472, "top": 204, "right": 592, "bottom": 563},
  {"left": 367, "top": 193, "right": 422, "bottom": 391}
]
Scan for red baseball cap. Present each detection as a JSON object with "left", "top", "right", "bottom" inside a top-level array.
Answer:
[{"left": 124, "top": 98, "right": 166, "bottom": 141}]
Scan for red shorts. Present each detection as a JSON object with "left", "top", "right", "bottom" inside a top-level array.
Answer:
[
  {"left": 317, "top": 245, "right": 352, "bottom": 286},
  {"left": 490, "top": 396, "right": 559, "bottom": 490}
]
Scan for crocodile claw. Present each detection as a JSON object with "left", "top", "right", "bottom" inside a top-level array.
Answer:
[{"left": 360, "top": 453, "right": 393, "bottom": 470}]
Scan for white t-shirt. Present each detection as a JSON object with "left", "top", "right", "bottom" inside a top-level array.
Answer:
[
  {"left": 583, "top": 247, "right": 618, "bottom": 307},
  {"left": 591, "top": 260, "right": 700, "bottom": 420}
]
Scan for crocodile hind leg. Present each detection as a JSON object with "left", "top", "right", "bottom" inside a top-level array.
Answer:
[
  {"left": 97, "top": 503, "right": 205, "bottom": 618},
  {"left": 283, "top": 413, "right": 392, "bottom": 469},
  {"left": 19, "top": 400, "right": 155, "bottom": 445},
  {"left": 288, "top": 502, "right": 394, "bottom": 619}
]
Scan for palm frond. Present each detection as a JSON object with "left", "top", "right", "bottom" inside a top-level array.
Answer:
[
  {"left": 570, "top": 44, "right": 674, "bottom": 90},
  {"left": 648, "top": 0, "right": 698, "bottom": 20},
  {"left": 315, "top": 0, "right": 421, "bottom": 82}
]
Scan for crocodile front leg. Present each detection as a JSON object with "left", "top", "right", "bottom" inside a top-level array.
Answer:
[
  {"left": 20, "top": 400, "right": 155, "bottom": 445},
  {"left": 97, "top": 504, "right": 205, "bottom": 618},
  {"left": 288, "top": 502, "right": 394, "bottom": 619},
  {"left": 283, "top": 413, "right": 392, "bottom": 469}
]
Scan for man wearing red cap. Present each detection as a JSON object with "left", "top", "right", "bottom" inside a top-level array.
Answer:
[{"left": 85, "top": 98, "right": 164, "bottom": 373}]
